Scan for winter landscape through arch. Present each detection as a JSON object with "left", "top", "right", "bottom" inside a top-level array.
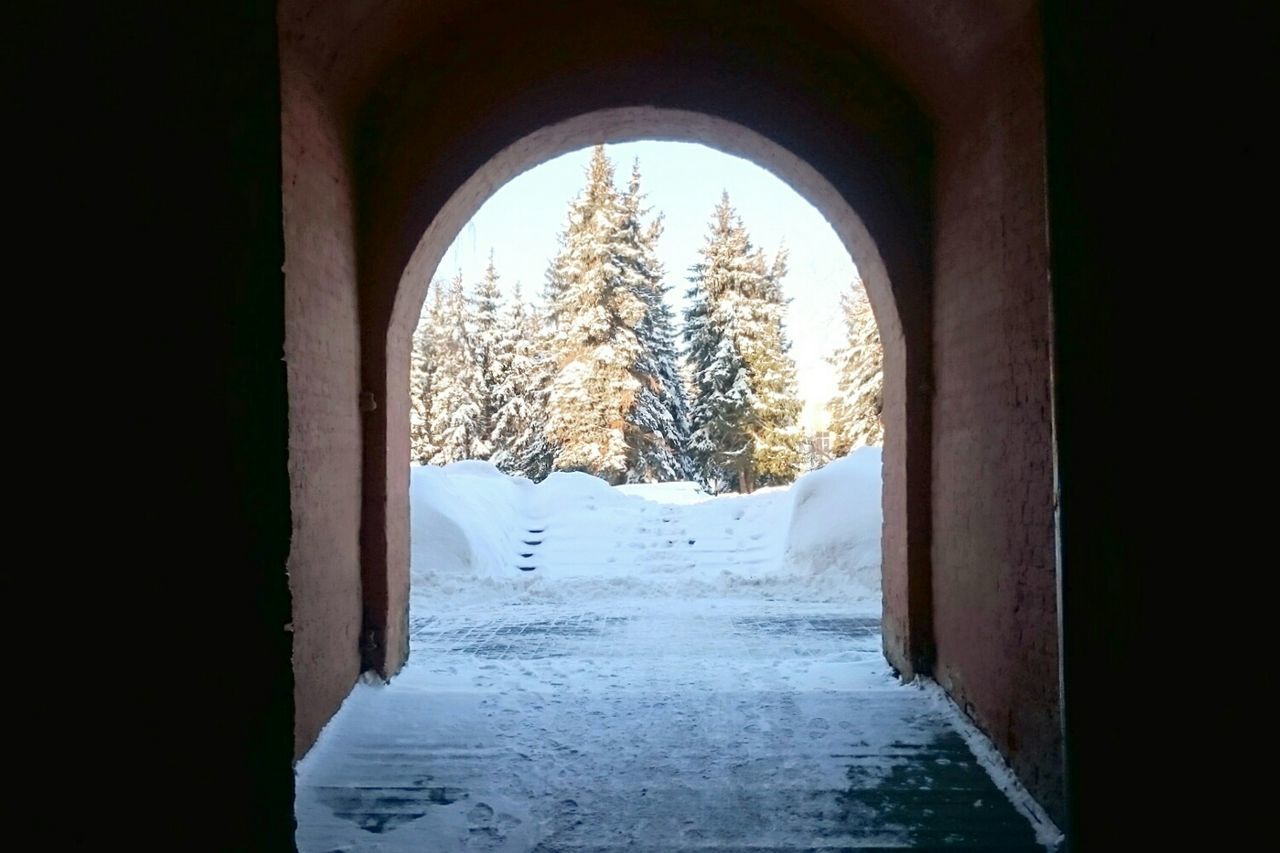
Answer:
[
  {"left": 402, "top": 131, "right": 889, "bottom": 603},
  {"left": 399, "top": 128, "right": 890, "bottom": 645},
  {"left": 291, "top": 111, "right": 1059, "bottom": 848},
  {"left": 268, "top": 1, "right": 1084, "bottom": 843},
  {"left": 360, "top": 110, "right": 930, "bottom": 689}
]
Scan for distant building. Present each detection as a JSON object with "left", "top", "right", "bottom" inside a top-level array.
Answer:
[{"left": 804, "top": 430, "right": 833, "bottom": 470}]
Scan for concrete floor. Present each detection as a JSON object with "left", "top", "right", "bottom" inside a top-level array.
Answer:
[{"left": 295, "top": 597, "right": 1051, "bottom": 851}]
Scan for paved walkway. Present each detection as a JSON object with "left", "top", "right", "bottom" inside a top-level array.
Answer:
[{"left": 295, "top": 597, "right": 1050, "bottom": 851}]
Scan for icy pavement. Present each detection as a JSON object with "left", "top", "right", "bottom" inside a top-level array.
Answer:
[
  {"left": 296, "top": 598, "right": 1051, "bottom": 851},
  {"left": 296, "top": 460, "right": 1057, "bottom": 850}
]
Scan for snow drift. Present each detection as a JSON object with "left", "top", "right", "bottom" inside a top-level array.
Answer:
[
  {"left": 783, "top": 447, "right": 883, "bottom": 596},
  {"left": 409, "top": 448, "right": 882, "bottom": 606},
  {"left": 410, "top": 461, "right": 530, "bottom": 582}
]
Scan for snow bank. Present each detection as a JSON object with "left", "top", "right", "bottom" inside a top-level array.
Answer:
[
  {"left": 410, "top": 462, "right": 532, "bottom": 584},
  {"left": 526, "top": 470, "right": 625, "bottom": 516},
  {"left": 411, "top": 463, "right": 644, "bottom": 588},
  {"left": 410, "top": 449, "right": 882, "bottom": 606},
  {"left": 615, "top": 481, "right": 711, "bottom": 505},
  {"left": 784, "top": 447, "right": 882, "bottom": 598}
]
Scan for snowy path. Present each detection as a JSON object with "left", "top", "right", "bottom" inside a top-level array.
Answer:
[
  {"left": 510, "top": 485, "right": 779, "bottom": 581},
  {"left": 296, "top": 464, "right": 1056, "bottom": 850}
]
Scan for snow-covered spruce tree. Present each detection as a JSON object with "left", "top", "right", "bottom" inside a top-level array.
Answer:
[
  {"left": 542, "top": 146, "right": 686, "bottom": 484},
  {"left": 826, "top": 277, "right": 884, "bottom": 453},
  {"left": 468, "top": 252, "right": 504, "bottom": 460},
  {"left": 518, "top": 311, "right": 558, "bottom": 480},
  {"left": 746, "top": 246, "right": 804, "bottom": 486},
  {"left": 683, "top": 193, "right": 803, "bottom": 493},
  {"left": 542, "top": 146, "right": 638, "bottom": 483},
  {"left": 616, "top": 160, "right": 690, "bottom": 481},
  {"left": 409, "top": 283, "right": 447, "bottom": 464},
  {"left": 489, "top": 283, "right": 553, "bottom": 478},
  {"left": 683, "top": 195, "right": 746, "bottom": 492},
  {"left": 426, "top": 272, "right": 490, "bottom": 464}
]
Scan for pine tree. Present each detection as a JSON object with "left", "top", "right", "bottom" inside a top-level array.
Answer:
[
  {"left": 826, "top": 277, "right": 884, "bottom": 453},
  {"left": 489, "top": 283, "right": 553, "bottom": 478},
  {"left": 683, "top": 195, "right": 746, "bottom": 492},
  {"left": 468, "top": 253, "right": 504, "bottom": 459},
  {"left": 616, "top": 160, "right": 689, "bottom": 481},
  {"left": 426, "top": 272, "right": 489, "bottom": 464},
  {"left": 409, "top": 283, "right": 447, "bottom": 464},
  {"left": 542, "top": 145, "right": 686, "bottom": 484},
  {"left": 518, "top": 310, "right": 557, "bottom": 480},
  {"left": 744, "top": 245, "right": 804, "bottom": 486},
  {"left": 683, "top": 193, "right": 803, "bottom": 493}
]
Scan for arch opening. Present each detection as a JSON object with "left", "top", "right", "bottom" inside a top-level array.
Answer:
[
  {"left": 400, "top": 133, "right": 891, "bottom": 657},
  {"left": 293, "top": 124, "right": 996, "bottom": 851},
  {"left": 371, "top": 110, "right": 928, "bottom": 688},
  {"left": 280, "top": 0, "right": 1065, "bottom": 833}
]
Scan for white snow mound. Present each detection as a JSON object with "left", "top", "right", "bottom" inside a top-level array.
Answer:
[
  {"left": 410, "top": 449, "right": 882, "bottom": 605},
  {"left": 783, "top": 447, "right": 883, "bottom": 598}
]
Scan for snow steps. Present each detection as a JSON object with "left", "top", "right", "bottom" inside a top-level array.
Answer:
[
  {"left": 512, "top": 503, "right": 781, "bottom": 577},
  {"left": 517, "top": 527, "right": 545, "bottom": 572}
]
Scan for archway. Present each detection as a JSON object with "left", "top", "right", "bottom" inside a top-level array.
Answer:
[
  {"left": 296, "top": 128, "right": 1022, "bottom": 849},
  {"left": 281, "top": 0, "right": 1063, "bottom": 830},
  {"left": 378, "top": 107, "right": 923, "bottom": 683}
]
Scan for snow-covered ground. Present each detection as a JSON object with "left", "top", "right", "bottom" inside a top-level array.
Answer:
[
  {"left": 296, "top": 448, "right": 1061, "bottom": 850},
  {"left": 409, "top": 448, "right": 884, "bottom": 608}
]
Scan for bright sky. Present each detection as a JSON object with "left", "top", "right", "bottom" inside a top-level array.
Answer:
[{"left": 434, "top": 141, "right": 860, "bottom": 431}]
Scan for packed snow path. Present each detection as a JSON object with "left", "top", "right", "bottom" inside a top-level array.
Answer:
[
  {"left": 511, "top": 487, "right": 777, "bottom": 580},
  {"left": 296, "top": 460, "right": 1056, "bottom": 850}
]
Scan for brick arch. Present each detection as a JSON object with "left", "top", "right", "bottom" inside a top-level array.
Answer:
[
  {"left": 281, "top": 0, "right": 1063, "bottom": 825},
  {"left": 380, "top": 107, "right": 927, "bottom": 687},
  {"left": 337, "top": 4, "right": 940, "bottom": 700}
]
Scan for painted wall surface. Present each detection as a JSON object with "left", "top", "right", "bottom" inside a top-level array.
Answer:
[
  {"left": 280, "top": 51, "right": 364, "bottom": 759},
  {"left": 930, "top": 16, "right": 1063, "bottom": 823}
]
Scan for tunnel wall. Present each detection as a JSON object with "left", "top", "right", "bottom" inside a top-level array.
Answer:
[
  {"left": 929, "top": 13, "right": 1063, "bottom": 821},
  {"left": 278, "top": 0, "right": 1062, "bottom": 826},
  {"left": 280, "top": 37, "right": 365, "bottom": 759}
]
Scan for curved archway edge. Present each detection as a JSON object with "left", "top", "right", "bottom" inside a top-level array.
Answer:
[
  {"left": 369, "top": 108, "right": 933, "bottom": 690},
  {"left": 280, "top": 0, "right": 1062, "bottom": 826}
]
